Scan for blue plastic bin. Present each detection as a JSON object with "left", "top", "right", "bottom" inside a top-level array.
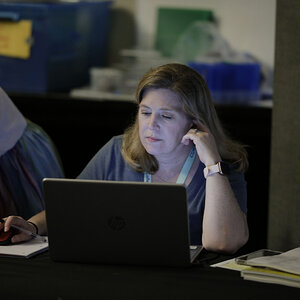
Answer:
[
  {"left": 0, "top": 1, "right": 112, "bottom": 93},
  {"left": 188, "top": 61, "right": 261, "bottom": 103}
]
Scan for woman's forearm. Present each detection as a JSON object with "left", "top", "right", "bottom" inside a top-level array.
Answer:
[{"left": 202, "top": 174, "right": 249, "bottom": 254}]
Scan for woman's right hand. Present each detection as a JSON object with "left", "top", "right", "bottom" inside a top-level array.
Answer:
[
  {"left": 181, "top": 122, "right": 221, "bottom": 167},
  {"left": 0, "top": 216, "right": 36, "bottom": 243}
]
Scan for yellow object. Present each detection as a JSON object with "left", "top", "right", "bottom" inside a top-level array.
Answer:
[
  {"left": 241, "top": 266, "right": 300, "bottom": 288},
  {"left": 0, "top": 20, "right": 32, "bottom": 59}
]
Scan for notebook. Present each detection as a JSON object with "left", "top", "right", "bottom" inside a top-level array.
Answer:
[
  {"left": 43, "top": 178, "right": 203, "bottom": 267},
  {"left": 0, "top": 237, "right": 48, "bottom": 258}
]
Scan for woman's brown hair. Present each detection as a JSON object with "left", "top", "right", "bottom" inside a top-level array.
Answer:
[{"left": 122, "top": 63, "right": 248, "bottom": 174}]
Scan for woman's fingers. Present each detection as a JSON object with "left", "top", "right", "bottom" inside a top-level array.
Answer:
[
  {"left": 11, "top": 232, "right": 31, "bottom": 243},
  {"left": 182, "top": 127, "right": 221, "bottom": 166},
  {"left": 2, "top": 216, "right": 33, "bottom": 243}
]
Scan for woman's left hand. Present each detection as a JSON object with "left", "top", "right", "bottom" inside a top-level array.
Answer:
[{"left": 181, "top": 122, "right": 221, "bottom": 166}]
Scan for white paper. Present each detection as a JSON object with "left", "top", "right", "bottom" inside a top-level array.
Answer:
[
  {"left": 0, "top": 237, "right": 48, "bottom": 258},
  {"left": 244, "top": 247, "right": 300, "bottom": 275}
]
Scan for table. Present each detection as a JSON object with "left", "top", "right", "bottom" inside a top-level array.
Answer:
[{"left": 1, "top": 250, "right": 299, "bottom": 299}]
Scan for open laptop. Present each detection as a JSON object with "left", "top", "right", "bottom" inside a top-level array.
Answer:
[{"left": 43, "top": 178, "right": 203, "bottom": 267}]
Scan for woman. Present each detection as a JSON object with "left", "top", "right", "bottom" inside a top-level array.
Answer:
[
  {"left": 0, "top": 88, "right": 63, "bottom": 221},
  {"left": 1, "top": 64, "right": 248, "bottom": 253}
]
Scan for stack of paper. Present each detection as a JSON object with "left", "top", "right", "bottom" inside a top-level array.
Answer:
[
  {"left": 211, "top": 247, "right": 300, "bottom": 288},
  {"left": 240, "top": 247, "right": 300, "bottom": 288},
  {"left": 241, "top": 266, "right": 300, "bottom": 288}
]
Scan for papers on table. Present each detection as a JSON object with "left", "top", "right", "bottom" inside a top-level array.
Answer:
[
  {"left": 241, "top": 266, "right": 300, "bottom": 288},
  {"left": 0, "top": 237, "right": 48, "bottom": 258},
  {"left": 211, "top": 247, "right": 300, "bottom": 288},
  {"left": 239, "top": 247, "right": 300, "bottom": 275}
]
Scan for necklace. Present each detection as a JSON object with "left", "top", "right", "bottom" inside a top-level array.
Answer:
[{"left": 144, "top": 147, "right": 196, "bottom": 184}]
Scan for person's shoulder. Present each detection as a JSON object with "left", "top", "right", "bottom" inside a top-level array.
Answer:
[
  {"left": 111, "top": 134, "right": 123, "bottom": 143},
  {"left": 106, "top": 135, "right": 123, "bottom": 149},
  {"left": 77, "top": 135, "right": 124, "bottom": 179},
  {"left": 99, "top": 135, "right": 125, "bottom": 159}
]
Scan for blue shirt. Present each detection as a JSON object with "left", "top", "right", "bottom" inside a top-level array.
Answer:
[
  {"left": 78, "top": 135, "right": 247, "bottom": 245},
  {"left": 0, "top": 87, "right": 26, "bottom": 156}
]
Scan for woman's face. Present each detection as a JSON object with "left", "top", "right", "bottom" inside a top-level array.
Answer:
[{"left": 138, "top": 88, "right": 193, "bottom": 158}]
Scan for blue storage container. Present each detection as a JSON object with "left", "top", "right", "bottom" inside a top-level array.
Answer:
[
  {"left": 0, "top": 1, "right": 112, "bottom": 93},
  {"left": 188, "top": 61, "right": 261, "bottom": 103}
]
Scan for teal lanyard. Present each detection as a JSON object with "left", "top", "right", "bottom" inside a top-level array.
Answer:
[{"left": 144, "top": 147, "right": 196, "bottom": 184}]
